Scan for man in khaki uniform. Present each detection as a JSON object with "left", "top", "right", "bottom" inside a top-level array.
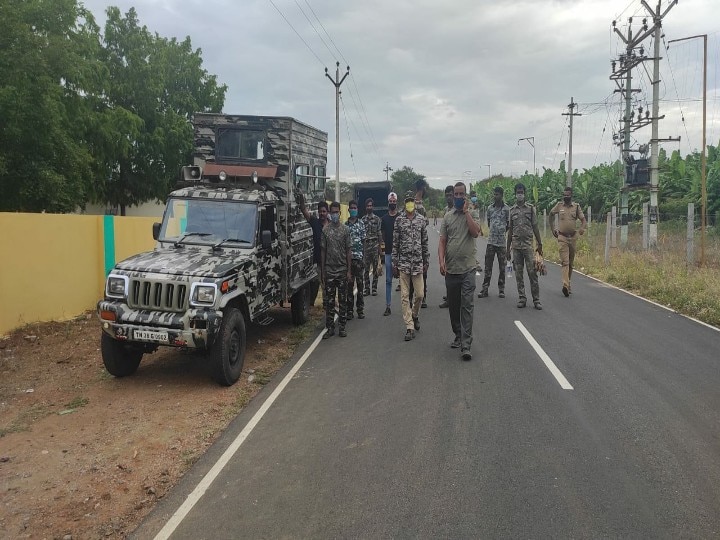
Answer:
[
  {"left": 550, "top": 186, "right": 587, "bottom": 297},
  {"left": 506, "top": 183, "right": 543, "bottom": 310}
]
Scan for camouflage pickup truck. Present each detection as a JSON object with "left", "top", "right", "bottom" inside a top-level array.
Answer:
[{"left": 97, "top": 114, "right": 328, "bottom": 385}]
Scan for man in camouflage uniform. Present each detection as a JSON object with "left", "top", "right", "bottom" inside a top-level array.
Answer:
[
  {"left": 412, "top": 178, "right": 430, "bottom": 308},
  {"left": 550, "top": 186, "right": 586, "bottom": 297},
  {"left": 392, "top": 191, "right": 429, "bottom": 341},
  {"left": 345, "top": 199, "right": 366, "bottom": 319},
  {"left": 322, "top": 201, "right": 352, "bottom": 338},
  {"left": 361, "top": 198, "right": 382, "bottom": 296},
  {"left": 479, "top": 186, "right": 510, "bottom": 298},
  {"left": 506, "top": 183, "right": 543, "bottom": 310}
]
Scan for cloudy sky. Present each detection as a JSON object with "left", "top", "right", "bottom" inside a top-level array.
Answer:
[{"left": 81, "top": 0, "right": 718, "bottom": 189}]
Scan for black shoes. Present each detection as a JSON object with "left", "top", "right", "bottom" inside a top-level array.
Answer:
[
  {"left": 383, "top": 306, "right": 391, "bottom": 316},
  {"left": 323, "top": 328, "right": 335, "bottom": 339},
  {"left": 499, "top": 291, "right": 505, "bottom": 298},
  {"left": 396, "top": 284, "right": 401, "bottom": 291},
  {"left": 363, "top": 289, "right": 370, "bottom": 296},
  {"left": 347, "top": 312, "right": 354, "bottom": 320},
  {"left": 461, "top": 350, "right": 472, "bottom": 361},
  {"left": 534, "top": 301, "right": 543, "bottom": 310},
  {"left": 450, "top": 337, "right": 461, "bottom": 349},
  {"left": 404, "top": 329, "right": 415, "bottom": 341},
  {"left": 478, "top": 290, "right": 488, "bottom": 298},
  {"left": 357, "top": 312, "right": 365, "bottom": 319},
  {"left": 421, "top": 301, "right": 427, "bottom": 308},
  {"left": 339, "top": 328, "right": 347, "bottom": 337},
  {"left": 371, "top": 289, "right": 378, "bottom": 296},
  {"left": 413, "top": 316, "right": 420, "bottom": 331},
  {"left": 517, "top": 300, "right": 526, "bottom": 308},
  {"left": 562, "top": 285, "right": 569, "bottom": 297},
  {"left": 439, "top": 300, "right": 449, "bottom": 308}
]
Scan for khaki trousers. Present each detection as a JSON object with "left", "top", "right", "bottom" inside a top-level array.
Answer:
[
  {"left": 558, "top": 235, "right": 576, "bottom": 290},
  {"left": 399, "top": 272, "right": 424, "bottom": 330}
]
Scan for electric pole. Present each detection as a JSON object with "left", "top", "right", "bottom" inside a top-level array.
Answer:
[
  {"left": 562, "top": 98, "right": 582, "bottom": 188},
  {"left": 610, "top": 0, "right": 677, "bottom": 248},
  {"left": 518, "top": 137, "right": 535, "bottom": 177},
  {"left": 325, "top": 61, "right": 350, "bottom": 203},
  {"left": 383, "top": 162, "right": 393, "bottom": 182}
]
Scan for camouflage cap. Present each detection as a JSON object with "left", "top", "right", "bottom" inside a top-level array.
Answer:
[{"left": 404, "top": 190, "right": 415, "bottom": 202}]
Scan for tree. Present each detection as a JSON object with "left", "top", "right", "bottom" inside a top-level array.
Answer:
[
  {"left": 90, "top": 7, "right": 226, "bottom": 214},
  {"left": 0, "top": 0, "right": 103, "bottom": 212}
]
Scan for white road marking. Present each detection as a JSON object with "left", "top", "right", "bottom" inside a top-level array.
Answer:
[
  {"left": 515, "top": 321, "right": 574, "bottom": 390},
  {"left": 153, "top": 327, "right": 329, "bottom": 540}
]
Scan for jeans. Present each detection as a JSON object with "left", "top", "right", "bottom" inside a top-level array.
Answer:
[{"left": 445, "top": 270, "right": 476, "bottom": 350}]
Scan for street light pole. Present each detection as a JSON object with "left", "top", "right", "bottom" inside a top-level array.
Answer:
[
  {"left": 669, "top": 34, "right": 707, "bottom": 267},
  {"left": 485, "top": 164, "right": 491, "bottom": 179},
  {"left": 518, "top": 137, "right": 535, "bottom": 176}
]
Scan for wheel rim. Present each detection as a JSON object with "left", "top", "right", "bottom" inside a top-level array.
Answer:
[{"left": 228, "top": 329, "right": 241, "bottom": 367}]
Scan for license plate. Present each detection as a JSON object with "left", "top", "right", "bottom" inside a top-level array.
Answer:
[{"left": 134, "top": 330, "right": 169, "bottom": 343}]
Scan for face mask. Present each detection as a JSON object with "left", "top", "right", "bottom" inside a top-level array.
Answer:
[
  {"left": 349, "top": 209, "right": 358, "bottom": 218},
  {"left": 471, "top": 197, "right": 478, "bottom": 204},
  {"left": 388, "top": 203, "right": 397, "bottom": 210},
  {"left": 516, "top": 194, "right": 525, "bottom": 204},
  {"left": 405, "top": 202, "right": 415, "bottom": 213},
  {"left": 563, "top": 196, "right": 572, "bottom": 204},
  {"left": 329, "top": 213, "right": 340, "bottom": 224},
  {"left": 454, "top": 197, "right": 465, "bottom": 210}
]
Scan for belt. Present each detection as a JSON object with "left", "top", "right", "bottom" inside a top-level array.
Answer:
[{"left": 558, "top": 231, "right": 576, "bottom": 238}]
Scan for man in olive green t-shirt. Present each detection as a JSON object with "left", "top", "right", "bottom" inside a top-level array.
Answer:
[{"left": 438, "top": 182, "right": 482, "bottom": 361}]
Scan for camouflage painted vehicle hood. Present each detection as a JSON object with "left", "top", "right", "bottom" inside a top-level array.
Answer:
[{"left": 114, "top": 248, "right": 249, "bottom": 278}]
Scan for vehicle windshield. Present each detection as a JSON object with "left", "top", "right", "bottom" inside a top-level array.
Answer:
[{"left": 159, "top": 198, "right": 257, "bottom": 247}]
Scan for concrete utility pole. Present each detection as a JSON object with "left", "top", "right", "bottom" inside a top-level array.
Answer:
[
  {"left": 383, "top": 162, "right": 393, "bottom": 182},
  {"left": 485, "top": 164, "right": 491, "bottom": 179},
  {"left": 325, "top": 61, "right": 350, "bottom": 203},
  {"left": 518, "top": 137, "right": 535, "bottom": 176},
  {"left": 562, "top": 98, "right": 581, "bottom": 187},
  {"left": 669, "top": 34, "right": 707, "bottom": 266},
  {"left": 610, "top": 0, "right": 677, "bottom": 248}
]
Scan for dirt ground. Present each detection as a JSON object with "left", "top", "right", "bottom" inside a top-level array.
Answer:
[{"left": 0, "top": 303, "right": 323, "bottom": 539}]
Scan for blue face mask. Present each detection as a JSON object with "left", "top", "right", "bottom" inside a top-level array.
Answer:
[
  {"left": 471, "top": 197, "right": 478, "bottom": 204},
  {"left": 349, "top": 209, "right": 358, "bottom": 218},
  {"left": 454, "top": 197, "right": 465, "bottom": 209},
  {"left": 329, "top": 213, "right": 340, "bottom": 224}
]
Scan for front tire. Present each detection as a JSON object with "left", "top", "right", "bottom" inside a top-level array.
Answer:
[
  {"left": 101, "top": 332, "right": 143, "bottom": 377},
  {"left": 291, "top": 284, "right": 311, "bottom": 325},
  {"left": 210, "top": 308, "right": 246, "bottom": 386}
]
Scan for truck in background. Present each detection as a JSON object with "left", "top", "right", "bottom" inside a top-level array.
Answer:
[
  {"left": 97, "top": 114, "right": 328, "bottom": 386},
  {"left": 353, "top": 181, "right": 392, "bottom": 217}
]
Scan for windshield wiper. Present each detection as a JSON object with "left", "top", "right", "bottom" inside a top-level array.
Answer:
[
  {"left": 212, "top": 238, "right": 252, "bottom": 251},
  {"left": 173, "top": 232, "right": 212, "bottom": 247}
]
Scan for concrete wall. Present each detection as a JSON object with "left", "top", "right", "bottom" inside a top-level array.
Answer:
[{"left": 0, "top": 213, "right": 156, "bottom": 336}]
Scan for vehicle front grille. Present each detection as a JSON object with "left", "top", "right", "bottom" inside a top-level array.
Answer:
[{"left": 128, "top": 279, "right": 188, "bottom": 312}]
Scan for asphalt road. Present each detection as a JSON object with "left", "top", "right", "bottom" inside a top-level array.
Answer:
[{"left": 134, "top": 228, "right": 720, "bottom": 539}]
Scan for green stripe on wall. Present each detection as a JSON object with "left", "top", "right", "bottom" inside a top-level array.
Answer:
[{"left": 103, "top": 215, "right": 116, "bottom": 276}]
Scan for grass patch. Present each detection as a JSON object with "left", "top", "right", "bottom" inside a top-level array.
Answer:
[
  {"left": 65, "top": 396, "right": 89, "bottom": 409},
  {"left": 0, "top": 403, "right": 52, "bottom": 437}
]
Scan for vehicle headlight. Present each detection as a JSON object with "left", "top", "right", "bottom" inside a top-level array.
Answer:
[
  {"left": 106, "top": 275, "right": 129, "bottom": 299},
  {"left": 191, "top": 283, "right": 217, "bottom": 306}
]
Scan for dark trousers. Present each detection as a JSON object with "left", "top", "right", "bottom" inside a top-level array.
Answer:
[
  {"left": 445, "top": 270, "right": 476, "bottom": 350},
  {"left": 325, "top": 275, "right": 348, "bottom": 330},
  {"left": 363, "top": 248, "right": 380, "bottom": 293},
  {"left": 482, "top": 244, "right": 506, "bottom": 293},
  {"left": 347, "top": 259, "right": 365, "bottom": 315},
  {"left": 512, "top": 247, "right": 539, "bottom": 302}
]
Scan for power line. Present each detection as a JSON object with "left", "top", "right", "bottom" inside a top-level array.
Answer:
[
  {"left": 662, "top": 34, "right": 691, "bottom": 148},
  {"left": 340, "top": 95, "right": 359, "bottom": 182},
  {"left": 268, "top": 0, "right": 325, "bottom": 67}
]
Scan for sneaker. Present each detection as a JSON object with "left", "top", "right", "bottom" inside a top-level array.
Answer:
[
  {"left": 339, "top": 328, "right": 347, "bottom": 337},
  {"left": 404, "top": 329, "right": 414, "bottom": 341},
  {"left": 461, "top": 349, "right": 472, "bottom": 361},
  {"left": 450, "top": 337, "right": 461, "bottom": 349},
  {"left": 413, "top": 316, "right": 420, "bottom": 331},
  {"left": 534, "top": 301, "right": 543, "bottom": 310},
  {"left": 383, "top": 306, "right": 391, "bottom": 316},
  {"left": 562, "top": 285, "right": 569, "bottom": 297},
  {"left": 421, "top": 301, "right": 428, "bottom": 309},
  {"left": 499, "top": 291, "right": 505, "bottom": 298},
  {"left": 439, "top": 300, "right": 449, "bottom": 309},
  {"left": 478, "top": 290, "right": 488, "bottom": 298},
  {"left": 517, "top": 300, "right": 526, "bottom": 308},
  {"left": 323, "top": 328, "right": 335, "bottom": 339},
  {"left": 357, "top": 312, "right": 365, "bottom": 319}
]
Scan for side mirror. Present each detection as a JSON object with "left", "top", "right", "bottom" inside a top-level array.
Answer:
[
  {"left": 152, "top": 222, "right": 161, "bottom": 240},
  {"left": 261, "top": 230, "right": 272, "bottom": 250}
]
